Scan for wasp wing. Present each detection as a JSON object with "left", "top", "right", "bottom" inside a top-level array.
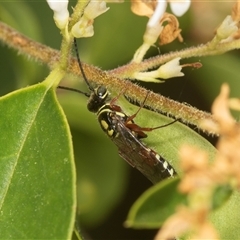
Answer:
[{"left": 111, "top": 115, "right": 176, "bottom": 184}]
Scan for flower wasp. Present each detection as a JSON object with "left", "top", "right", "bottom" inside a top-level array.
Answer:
[{"left": 59, "top": 39, "right": 177, "bottom": 184}]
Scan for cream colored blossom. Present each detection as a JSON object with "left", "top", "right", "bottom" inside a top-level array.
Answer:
[
  {"left": 46, "top": 0, "right": 69, "bottom": 29},
  {"left": 133, "top": 57, "right": 183, "bottom": 82},
  {"left": 156, "top": 84, "right": 240, "bottom": 239},
  {"left": 72, "top": 1, "right": 109, "bottom": 38},
  {"left": 148, "top": 0, "right": 191, "bottom": 28},
  {"left": 132, "top": 0, "right": 190, "bottom": 62},
  {"left": 71, "top": 18, "right": 94, "bottom": 38},
  {"left": 217, "top": 15, "right": 238, "bottom": 43}
]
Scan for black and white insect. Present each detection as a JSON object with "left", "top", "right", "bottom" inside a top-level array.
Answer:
[{"left": 59, "top": 38, "right": 177, "bottom": 184}]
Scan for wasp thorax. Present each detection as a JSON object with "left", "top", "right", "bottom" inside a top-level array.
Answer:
[{"left": 87, "top": 86, "right": 108, "bottom": 113}]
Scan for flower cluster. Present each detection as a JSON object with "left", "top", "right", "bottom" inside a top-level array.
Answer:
[
  {"left": 209, "top": 2, "right": 240, "bottom": 45},
  {"left": 46, "top": 0, "right": 109, "bottom": 38},
  {"left": 202, "top": 84, "right": 240, "bottom": 185},
  {"left": 71, "top": 1, "right": 109, "bottom": 38},
  {"left": 132, "top": 0, "right": 191, "bottom": 63},
  {"left": 156, "top": 84, "right": 240, "bottom": 239},
  {"left": 130, "top": 0, "right": 192, "bottom": 82}
]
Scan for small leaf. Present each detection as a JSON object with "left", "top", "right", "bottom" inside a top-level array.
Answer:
[
  {"left": 212, "top": 184, "right": 233, "bottom": 210},
  {"left": 210, "top": 190, "right": 240, "bottom": 239},
  {"left": 0, "top": 83, "right": 76, "bottom": 239},
  {"left": 125, "top": 177, "right": 186, "bottom": 228}
]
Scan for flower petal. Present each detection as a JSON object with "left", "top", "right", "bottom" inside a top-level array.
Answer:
[
  {"left": 46, "top": 0, "right": 69, "bottom": 29},
  {"left": 217, "top": 15, "right": 238, "bottom": 40},
  {"left": 159, "top": 13, "right": 182, "bottom": 45},
  {"left": 148, "top": 0, "right": 167, "bottom": 27},
  {"left": 158, "top": 57, "right": 184, "bottom": 79},
  {"left": 47, "top": 0, "right": 68, "bottom": 12},
  {"left": 169, "top": 0, "right": 191, "bottom": 17},
  {"left": 84, "top": 1, "right": 109, "bottom": 20},
  {"left": 131, "top": 0, "right": 155, "bottom": 17},
  {"left": 71, "top": 18, "right": 94, "bottom": 38}
]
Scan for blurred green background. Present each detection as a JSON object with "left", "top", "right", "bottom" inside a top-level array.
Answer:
[{"left": 0, "top": 1, "right": 240, "bottom": 239}]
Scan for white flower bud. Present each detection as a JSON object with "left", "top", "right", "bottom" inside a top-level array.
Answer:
[
  {"left": 46, "top": 0, "right": 69, "bottom": 29},
  {"left": 133, "top": 57, "right": 183, "bottom": 82},
  {"left": 217, "top": 15, "right": 238, "bottom": 41},
  {"left": 147, "top": 1, "right": 167, "bottom": 28},
  {"left": 158, "top": 57, "right": 184, "bottom": 79},
  {"left": 71, "top": 0, "right": 109, "bottom": 38},
  {"left": 133, "top": 1, "right": 191, "bottom": 63},
  {"left": 170, "top": 0, "right": 191, "bottom": 17}
]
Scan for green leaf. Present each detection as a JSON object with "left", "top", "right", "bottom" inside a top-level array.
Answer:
[
  {"left": 125, "top": 177, "right": 185, "bottom": 228},
  {"left": 58, "top": 92, "right": 129, "bottom": 226},
  {"left": 126, "top": 170, "right": 240, "bottom": 239},
  {"left": 125, "top": 177, "right": 240, "bottom": 239},
  {"left": 74, "top": 129, "right": 128, "bottom": 226},
  {"left": 211, "top": 190, "right": 240, "bottom": 239},
  {"left": 212, "top": 184, "right": 233, "bottom": 210},
  {"left": 0, "top": 83, "right": 76, "bottom": 239},
  {"left": 117, "top": 97, "right": 240, "bottom": 238},
  {"left": 117, "top": 96, "right": 216, "bottom": 177}
]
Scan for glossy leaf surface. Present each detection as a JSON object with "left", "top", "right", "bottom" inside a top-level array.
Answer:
[
  {"left": 125, "top": 177, "right": 185, "bottom": 228},
  {"left": 117, "top": 96, "right": 217, "bottom": 177},
  {"left": 211, "top": 190, "right": 240, "bottom": 239},
  {"left": 0, "top": 83, "right": 76, "bottom": 238},
  {"left": 59, "top": 93, "right": 129, "bottom": 226}
]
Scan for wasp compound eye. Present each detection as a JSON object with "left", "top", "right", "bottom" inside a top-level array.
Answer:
[
  {"left": 87, "top": 86, "right": 108, "bottom": 113},
  {"left": 96, "top": 86, "right": 108, "bottom": 99}
]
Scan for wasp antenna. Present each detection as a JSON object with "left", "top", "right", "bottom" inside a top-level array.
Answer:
[
  {"left": 73, "top": 38, "right": 94, "bottom": 91},
  {"left": 58, "top": 86, "right": 90, "bottom": 98}
]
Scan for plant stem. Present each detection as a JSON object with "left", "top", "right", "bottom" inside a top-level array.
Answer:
[
  {"left": 0, "top": 21, "right": 227, "bottom": 133},
  {"left": 109, "top": 41, "right": 240, "bottom": 78},
  {"left": 68, "top": 0, "right": 90, "bottom": 29}
]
